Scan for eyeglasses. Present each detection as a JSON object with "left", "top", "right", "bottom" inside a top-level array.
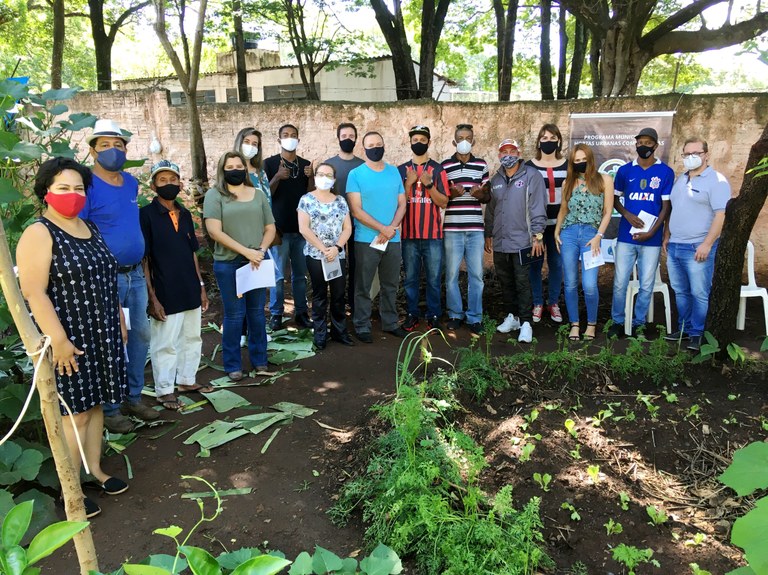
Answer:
[
  {"left": 681, "top": 152, "right": 705, "bottom": 159},
  {"left": 315, "top": 172, "right": 334, "bottom": 178},
  {"left": 456, "top": 123, "right": 473, "bottom": 130}
]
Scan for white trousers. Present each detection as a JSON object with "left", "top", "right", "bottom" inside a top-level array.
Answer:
[{"left": 150, "top": 307, "right": 202, "bottom": 396}]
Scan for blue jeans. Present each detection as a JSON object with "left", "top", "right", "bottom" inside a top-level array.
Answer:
[
  {"left": 529, "top": 225, "right": 563, "bottom": 306},
  {"left": 611, "top": 242, "right": 662, "bottom": 327},
  {"left": 402, "top": 239, "right": 443, "bottom": 318},
  {"left": 444, "top": 231, "right": 484, "bottom": 324},
  {"left": 666, "top": 241, "right": 717, "bottom": 337},
  {"left": 560, "top": 224, "right": 599, "bottom": 325},
  {"left": 269, "top": 232, "right": 307, "bottom": 317},
  {"left": 104, "top": 266, "right": 150, "bottom": 415},
  {"left": 214, "top": 258, "right": 268, "bottom": 372}
]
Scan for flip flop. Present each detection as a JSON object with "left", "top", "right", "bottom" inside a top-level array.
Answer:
[
  {"left": 156, "top": 394, "right": 183, "bottom": 410},
  {"left": 568, "top": 324, "right": 581, "bottom": 341},
  {"left": 177, "top": 383, "right": 215, "bottom": 394}
]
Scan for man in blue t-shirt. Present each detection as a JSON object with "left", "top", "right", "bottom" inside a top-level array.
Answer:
[
  {"left": 80, "top": 119, "right": 159, "bottom": 432},
  {"left": 345, "top": 131, "right": 407, "bottom": 343},
  {"left": 608, "top": 127, "right": 673, "bottom": 338}
]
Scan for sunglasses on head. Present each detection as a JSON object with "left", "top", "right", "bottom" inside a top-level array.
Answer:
[{"left": 456, "top": 124, "right": 473, "bottom": 130}]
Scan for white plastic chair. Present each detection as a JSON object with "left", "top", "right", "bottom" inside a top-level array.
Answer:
[
  {"left": 624, "top": 264, "right": 672, "bottom": 336},
  {"left": 737, "top": 240, "right": 768, "bottom": 334}
]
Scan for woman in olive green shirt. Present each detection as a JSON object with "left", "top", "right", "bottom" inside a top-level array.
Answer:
[{"left": 203, "top": 151, "right": 276, "bottom": 381}]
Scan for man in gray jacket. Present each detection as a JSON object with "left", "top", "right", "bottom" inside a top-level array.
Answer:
[{"left": 484, "top": 139, "right": 547, "bottom": 343}]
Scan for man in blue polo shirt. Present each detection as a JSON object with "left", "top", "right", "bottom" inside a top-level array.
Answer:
[
  {"left": 663, "top": 137, "right": 730, "bottom": 351},
  {"left": 80, "top": 119, "right": 158, "bottom": 432},
  {"left": 608, "top": 127, "right": 673, "bottom": 338}
]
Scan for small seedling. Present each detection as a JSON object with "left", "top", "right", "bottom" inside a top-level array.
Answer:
[
  {"left": 533, "top": 472, "right": 552, "bottom": 492},
  {"left": 523, "top": 408, "right": 540, "bottom": 426},
  {"left": 760, "top": 416, "right": 768, "bottom": 432},
  {"left": 685, "top": 404, "right": 701, "bottom": 421},
  {"left": 689, "top": 563, "right": 712, "bottom": 575},
  {"left": 636, "top": 392, "right": 660, "bottom": 420},
  {"left": 684, "top": 533, "right": 706, "bottom": 547},
  {"left": 646, "top": 504, "right": 669, "bottom": 525},
  {"left": 604, "top": 518, "right": 623, "bottom": 535},
  {"left": 587, "top": 464, "right": 600, "bottom": 484},
  {"left": 561, "top": 501, "right": 581, "bottom": 521},
  {"left": 569, "top": 561, "right": 589, "bottom": 575},
  {"left": 564, "top": 418, "right": 578, "bottom": 439},
  {"left": 294, "top": 480, "right": 312, "bottom": 493},
  {"left": 569, "top": 445, "right": 582, "bottom": 460},
  {"left": 618, "top": 491, "right": 630, "bottom": 511},
  {"left": 612, "top": 544, "right": 659, "bottom": 575},
  {"left": 727, "top": 393, "right": 740, "bottom": 401},
  {"left": 722, "top": 414, "right": 738, "bottom": 426},
  {"left": 520, "top": 442, "right": 536, "bottom": 462},
  {"left": 590, "top": 409, "right": 612, "bottom": 428},
  {"left": 661, "top": 390, "right": 678, "bottom": 403}
]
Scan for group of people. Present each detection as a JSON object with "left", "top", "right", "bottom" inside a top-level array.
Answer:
[{"left": 14, "top": 117, "right": 730, "bottom": 517}]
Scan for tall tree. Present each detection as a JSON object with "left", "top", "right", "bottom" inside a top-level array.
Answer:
[
  {"left": 539, "top": 0, "right": 554, "bottom": 100},
  {"left": 232, "top": 0, "right": 248, "bottom": 102},
  {"left": 153, "top": 0, "right": 208, "bottom": 193},
  {"left": 493, "top": 0, "right": 519, "bottom": 101},
  {"left": 51, "top": 0, "right": 65, "bottom": 88},
  {"left": 370, "top": 0, "right": 452, "bottom": 100},
  {"left": 559, "top": 0, "right": 768, "bottom": 96},
  {"left": 708, "top": 124, "right": 768, "bottom": 351},
  {"left": 89, "top": 0, "right": 151, "bottom": 90}
]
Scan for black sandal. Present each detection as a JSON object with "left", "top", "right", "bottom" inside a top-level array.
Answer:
[
  {"left": 583, "top": 323, "right": 597, "bottom": 341},
  {"left": 568, "top": 323, "right": 580, "bottom": 341}
]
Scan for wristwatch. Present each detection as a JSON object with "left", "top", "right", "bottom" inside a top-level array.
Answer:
[
  {"left": 533, "top": 233, "right": 543, "bottom": 241},
  {"left": 257, "top": 247, "right": 267, "bottom": 254},
  {"left": 425, "top": 182, "right": 434, "bottom": 190},
  {"left": 335, "top": 244, "right": 343, "bottom": 252}
]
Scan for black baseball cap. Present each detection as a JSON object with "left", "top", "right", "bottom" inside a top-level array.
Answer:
[
  {"left": 409, "top": 125, "right": 431, "bottom": 138},
  {"left": 635, "top": 127, "right": 658, "bottom": 143}
]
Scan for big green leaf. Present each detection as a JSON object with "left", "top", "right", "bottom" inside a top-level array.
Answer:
[
  {"left": 14, "top": 490, "right": 56, "bottom": 545},
  {"left": 0, "top": 178, "right": 22, "bottom": 204},
  {"left": 726, "top": 567, "right": 757, "bottom": 575},
  {"left": 0, "top": 141, "right": 44, "bottom": 163},
  {"left": 359, "top": 544, "right": 402, "bottom": 575},
  {"left": 719, "top": 442, "right": 768, "bottom": 496},
  {"left": 216, "top": 548, "right": 262, "bottom": 570},
  {"left": 124, "top": 565, "right": 172, "bottom": 575},
  {"left": 1, "top": 500, "right": 33, "bottom": 547},
  {"left": 0, "top": 447, "right": 43, "bottom": 485},
  {"left": 152, "top": 526, "right": 183, "bottom": 539},
  {"left": 201, "top": 390, "right": 250, "bottom": 413},
  {"left": 0, "top": 385, "right": 41, "bottom": 423},
  {"left": 287, "top": 552, "right": 312, "bottom": 575},
  {"left": 732, "top": 496, "right": 768, "bottom": 575},
  {"left": 140, "top": 553, "right": 187, "bottom": 574},
  {"left": 228, "top": 555, "right": 291, "bottom": 575},
  {"left": 311, "top": 547, "right": 343, "bottom": 574},
  {"left": 0, "top": 79, "right": 31, "bottom": 101},
  {"left": 41, "top": 88, "right": 80, "bottom": 102},
  {"left": 338, "top": 557, "right": 358, "bottom": 574},
  {"left": 58, "top": 113, "right": 96, "bottom": 132},
  {"left": 0, "top": 545, "right": 27, "bottom": 575},
  {"left": 0, "top": 131, "right": 20, "bottom": 150},
  {"left": 25, "top": 519, "right": 89, "bottom": 564},
  {"left": 179, "top": 546, "right": 222, "bottom": 575}
]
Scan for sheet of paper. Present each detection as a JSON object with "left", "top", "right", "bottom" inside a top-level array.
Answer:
[
  {"left": 601, "top": 239, "right": 616, "bottom": 263},
  {"left": 629, "top": 210, "right": 658, "bottom": 235},
  {"left": 122, "top": 307, "right": 131, "bottom": 331},
  {"left": 321, "top": 257, "right": 343, "bottom": 281},
  {"left": 582, "top": 249, "right": 606, "bottom": 270},
  {"left": 236, "top": 259, "right": 276, "bottom": 297},
  {"left": 369, "top": 238, "right": 388, "bottom": 252}
]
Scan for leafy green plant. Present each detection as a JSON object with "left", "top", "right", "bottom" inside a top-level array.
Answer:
[
  {"left": 685, "top": 404, "right": 701, "bottom": 421},
  {"left": 636, "top": 392, "right": 660, "bottom": 420},
  {"left": 684, "top": 533, "right": 706, "bottom": 547},
  {"left": 691, "top": 331, "right": 721, "bottom": 364},
  {"left": 611, "top": 544, "right": 659, "bottom": 575},
  {"left": 519, "top": 442, "right": 535, "bottom": 463},
  {"left": 564, "top": 418, "right": 578, "bottom": 439},
  {"left": 661, "top": 390, "right": 678, "bottom": 403},
  {"left": 718, "top": 441, "right": 768, "bottom": 575},
  {"left": 561, "top": 502, "right": 581, "bottom": 522},
  {"left": 532, "top": 472, "right": 551, "bottom": 492},
  {"left": 0, "top": 500, "right": 88, "bottom": 575},
  {"left": 569, "top": 445, "right": 582, "bottom": 460},
  {"left": 587, "top": 465, "right": 600, "bottom": 484},
  {"left": 689, "top": 563, "right": 712, "bottom": 575},
  {"left": 569, "top": 561, "right": 589, "bottom": 575},
  {"left": 521, "top": 409, "right": 539, "bottom": 431},
  {"left": 604, "top": 518, "right": 623, "bottom": 536},
  {"left": 618, "top": 492, "right": 630, "bottom": 511},
  {"left": 646, "top": 505, "right": 669, "bottom": 526}
]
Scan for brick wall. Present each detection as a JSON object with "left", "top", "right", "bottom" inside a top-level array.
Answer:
[{"left": 68, "top": 89, "right": 768, "bottom": 279}]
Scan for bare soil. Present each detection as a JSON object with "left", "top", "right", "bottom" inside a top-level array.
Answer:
[{"left": 43, "top": 276, "right": 768, "bottom": 574}]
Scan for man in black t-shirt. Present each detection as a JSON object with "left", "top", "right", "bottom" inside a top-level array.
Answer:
[{"left": 263, "top": 123, "right": 314, "bottom": 330}]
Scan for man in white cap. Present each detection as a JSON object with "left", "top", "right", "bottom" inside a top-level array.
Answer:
[
  {"left": 140, "top": 160, "right": 212, "bottom": 411},
  {"left": 80, "top": 119, "right": 158, "bottom": 432},
  {"left": 484, "top": 138, "right": 547, "bottom": 344}
]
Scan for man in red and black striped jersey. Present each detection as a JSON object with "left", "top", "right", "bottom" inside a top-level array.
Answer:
[
  {"left": 397, "top": 125, "right": 450, "bottom": 332},
  {"left": 441, "top": 123, "right": 490, "bottom": 337}
]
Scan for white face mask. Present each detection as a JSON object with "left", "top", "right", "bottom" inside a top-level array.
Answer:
[
  {"left": 683, "top": 154, "right": 703, "bottom": 171},
  {"left": 281, "top": 137, "right": 299, "bottom": 152},
  {"left": 241, "top": 143, "right": 258, "bottom": 159},
  {"left": 456, "top": 140, "right": 472, "bottom": 155},
  {"left": 315, "top": 176, "right": 335, "bottom": 191}
]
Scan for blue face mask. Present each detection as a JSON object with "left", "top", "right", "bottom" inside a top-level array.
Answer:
[
  {"left": 500, "top": 155, "right": 519, "bottom": 169},
  {"left": 97, "top": 148, "right": 127, "bottom": 172}
]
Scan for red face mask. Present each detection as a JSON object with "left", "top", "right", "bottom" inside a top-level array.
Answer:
[{"left": 45, "top": 192, "right": 86, "bottom": 218}]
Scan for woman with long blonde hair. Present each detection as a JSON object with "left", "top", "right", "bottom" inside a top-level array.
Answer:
[{"left": 554, "top": 143, "right": 614, "bottom": 341}]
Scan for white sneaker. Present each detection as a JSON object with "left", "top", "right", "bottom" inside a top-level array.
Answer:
[
  {"left": 240, "top": 335, "right": 247, "bottom": 348},
  {"left": 497, "top": 313, "right": 521, "bottom": 333},
  {"left": 518, "top": 321, "right": 533, "bottom": 343}
]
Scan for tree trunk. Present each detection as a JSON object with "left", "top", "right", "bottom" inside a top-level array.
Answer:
[
  {"left": 370, "top": 0, "right": 419, "bottom": 100},
  {"left": 186, "top": 93, "right": 208, "bottom": 198},
  {"left": 540, "top": 0, "right": 554, "bottom": 100},
  {"left": 555, "top": 3, "right": 566, "bottom": 99},
  {"left": 88, "top": 0, "right": 113, "bottom": 90},
  {"left": 0, "top": 223, "right": 99, "bottom": 575},
  {"left": 494, "top": 0, "right": 519, "bottom": 102},
  {"left": 707, "top": 122, "right": 768, "bottom": 350},
  {"left": 417, "top": 0, "right": 451, "bottom": 99},
  {"left": 232, "top": 0, "right": 248, "bottom": 102},
  {"left": 51, "top": 0, "right": 65, "bottom": 89},
  {"left": 589, "top": 29, "right": 602, "bottom": 97},
  {"left": 565, "top": 16, "right": 587, "bottom": 99}
]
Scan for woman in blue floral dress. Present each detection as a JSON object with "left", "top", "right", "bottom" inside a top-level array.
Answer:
[{"left": 297, "top": 163, "right": 353, "bottom": 349}]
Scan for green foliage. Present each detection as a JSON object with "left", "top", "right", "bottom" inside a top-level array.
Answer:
[
  {"left": 532, "top": 472, "right": 551, "bottom": 492},
  {"left": 618, "top": 492, "right": 631, "bottom": 511},
  {"left": 331, "top": 370, "right": 548, "bottom": 575},
  {"left": 611, "top": 544, "right": 659, "bottom": 575},
  {"left": 455, "top": 345, "right": 507, "bottom": 400},
  {"left": 646, "top": 505, "right": 668, "bottom": 526},
  {"left": 560, "top": 502, "right": 580, "bottom": 522},
  {"left": 604, "top": 518, "right": 623, "bottom": 536},
  {"left": 0, "top": 499, "right": 88, "bottom": 575},
  {"left": 690, "top": 563, "right": 712, "bottom": 575},
  {"left": 747, "top": 156, "right": 768, "bottom": 179},
  {"left": 719, "top": 442, "right": 768, "bottom": 496}
]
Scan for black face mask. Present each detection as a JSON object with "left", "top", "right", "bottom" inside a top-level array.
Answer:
[
  {"left": 365, "top": 146, "right": 385, "bottom": 162},
  {"left": 224, "top": 169, "right": 248, "bottom": 186},
  {"left": 156, "top": 183, "right": 181, "bottom": 200},
  {"left": 572, "top": 161, "right": 588, "bottom": 174},
  {"left": 411, "top": 142, "right": 429, "bottom": 156},
  {"left": 636, "top": 145, "right": 655, "bottom": 159},
  {"left": 339, "top": 139, "right": 356, "bottom": 153},
  {"left": 539, "top": 141, "right": 559, "bottom": 155}
]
